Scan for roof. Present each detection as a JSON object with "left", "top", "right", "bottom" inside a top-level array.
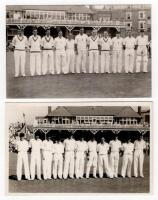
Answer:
[
  {"left": 6, "top": 5, "right": 93, "bottom": 13},
  {"left": 47, "top": 106, "right": 141, "bottom": 118},
  {"left": 47, "top": 107, "right": 73, "bottom": 117}
]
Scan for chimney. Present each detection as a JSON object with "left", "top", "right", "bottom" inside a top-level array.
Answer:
[
  {"left": 138, "top": 106, "right": 141, "bottom": 115},
  {"left": 48, "top": 106, "right": 51, "bottom": 114}
]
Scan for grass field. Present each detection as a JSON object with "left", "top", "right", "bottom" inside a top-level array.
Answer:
[
  {"left": 8, "top": 152, "right": 150, "bottom": 193},
  {"left": 6, "top": 51, "right": 151, "bottom": 98}
]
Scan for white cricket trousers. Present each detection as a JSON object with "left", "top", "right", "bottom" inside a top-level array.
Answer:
[
  {"left": 134, "top": 150, "right": 144, "bottom": 177},
  {"left": 75, "top": 152, "right": 85, "bottom": 178},
  {"left": 53, "top": 153, "right": 63, "bottom": 179},
  {"left": 42, "top": 151, "right": 52, "bottom": 179},
  {"left": 98, "top": 154, "right": 113, "bottom": 178},
  {"left": 63, "top": 151, "right": 75, "bottom": 179},
  {"left": 112, "top": 50, "right": 122, "bottom": 73},
  {"left": 110, "top": 152, "right": 119, "bottom": 177},
  {"left": 89, "top": 50, "right": 99, "bottom": 73},
  {"left": 136, "top": 46, "right": 148, "bottom": 72},
  {"left": 66, "top": 50, "right": 75, "bottom": 73},
  {"left": 30, "top": 152, "right": 41, "bottom": 180},
  {"left": 86, "top": 152, "right": 97, "bottom": 178},
  {"left": 125, "top": 49, "right": 135, "bottom": 73},
  {"left": 121, "top": 154, "right": 133, "bottom": 178},
  {"left": 55, "top": 50, "right": 67, "bottom": 74},
  {"left": 76, "top": 49, "right": 87, "bottom": 73},
  {"left": 14, "top": 50, "right": 26, "bottom": 76},
  {"left": 30, "top": 52, "right": 41, "bottom": 76},
  {"left": 101, "top": 51, "right": 110, "bottom": 73},
  {"left": 16, "top": 152, "right": 30, "bottom": 181},
  {"left": 42, "top": 50, "right": 54, "bottom": 75}
]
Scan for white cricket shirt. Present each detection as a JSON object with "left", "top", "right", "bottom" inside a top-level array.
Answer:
[
  {"left": 87, "top": 36, "right": 99, "bottom": 50},
  {"left": 134, "top": 140, "right": 146, "bottom": 150},
  {"left": 66, "top": 39, "right": 75, "bottom": 50},
  {"left": 122, "top": 142, "right": 134, "bottom": 155},
  {"left": 16, "top": 140, "right": 29, "bottom": 152},
  {"left": 54, "top": 36, "right": 66, "bottom": 51},
  {"left": 28, "top": 35, "right": 42, "bottom": 52},
  {"left": 123, "top": 36, "right": 136, "bottom": 49},
  {"left": 64, "top": 139, "right": 76, "bottom": 151},
  {"left": 29, "top": 138, "right": 42, "bottom": 153},
  {"left": 99, "top": 37, "right": 112, "bottom": 51},
  {"left": 136, "top": 35, "right": 148, "bottom": 46},
  {"left": 109, "top": 140, "right": 122, "bottom": 152},
  {"left": 53, "top": 142, "right": 64, "bottom": 154},
  {"left": 112, "top": 37, "right": 123, "bottom": 50},
  {"left": 42, "top": 140, "right": 53, "bottom": 152},
  {"left": 87, "top": 141, "right": 97, "bottom": 152},
  {"left": 97, "top": 143, "right": 109, "bottom": 154},
  {"left": 75, "top": 34, "right": 88, "bottom": 50},
  {"left": 41, "top": 36, "right": 54, "bottom": 49},
  {"left": 12, "top": 35, "right": 28, "bottom": 50}
]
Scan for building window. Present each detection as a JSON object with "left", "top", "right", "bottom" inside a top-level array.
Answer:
[
  {"left": 139, "top": 21, "right": 146, "bottom": 29},
  {"left": 125, "top": 22, "right": 132, "bottom": 29},
  {"left": 43, "top": 119, "right": 47, "bottom": 124},
  {"left": 139, "top": 11, "right": 145, "bottom": 19},
  {"left": 126, "top": 12, "right": 132, "bottom": 20}
]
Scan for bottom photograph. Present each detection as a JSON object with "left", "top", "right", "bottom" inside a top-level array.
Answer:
[{"left": 6, "top": 103, "right": 151, "bottom": 194}]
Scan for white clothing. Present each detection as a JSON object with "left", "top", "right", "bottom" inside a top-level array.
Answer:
[
  {"left": 63, "top": 139, "right": 76, "bottom": 179},
  {"left": 41, "top": 36, "right": 54, "bottom": 74},
  {"left": 29, "top": 35, "right": 42, "bottom": 75},
  {"left": 16, "top": 140, "right": 30, "bottom": 180},
  {"left": 109, "top": 140, "right": 122, "bottom": 177},
  {"left": 134, "top": 140, "right": 146, "bottom": 177},
  {"left": 136, "top": 35, "right": 148, "bottom": 72},
  {"left": 97, "top": 143, "right": 112, "bottom": 178},
  {"left": 42, "top": 140, "right": 53, "bottom": 179},
  {"left": 12, "top": 35, "right": 28, "bottom": 76},
  {"left": 53, "top": 142, "right": 64, "bottom": 179},
  {"left": 86, "top": 141, "right": 97, "bottom": 178},
  {"left": 66, "top": 39, "right": 75, "bottom": 73},
  {"left": 121, "top": 142, "right": 134, "bottom": 178},
  {"left": 112, "top": 37, "right": 123, "bottom": 73},
  {"left": 29, "top": 139, "right": 42, "bottom": 180},
  {"left": 123, "top": 37, "right": 136, "bottom": 73},
  {"left": 54, "top": 37, "right": 67, "bottom": 74},
  {"left": 100, "top": 37, "right": 112, "bottom": 73},
  {"left": 75, "top": 141, "right": 88, "bottom": 178},
  {"left": 75, "top": 34, "right": 88, "bottom": 73}
]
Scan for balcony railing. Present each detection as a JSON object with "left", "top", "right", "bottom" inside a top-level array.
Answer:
[
  {"left": 33, "top": 123, "right": 149, "bottom": 129},
  {"left": 6, "top": 18, "right": 126, "bottom": 27}
]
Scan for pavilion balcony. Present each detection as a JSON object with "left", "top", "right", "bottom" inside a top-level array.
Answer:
[
  {"left": 33, "top": 123, "right": 149, "bottom": 130},
  {"left": 6, "top": 18, "right": 126, "bottom": 28}
]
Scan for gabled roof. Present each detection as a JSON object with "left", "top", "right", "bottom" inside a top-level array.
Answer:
[
  {"left": 116, "top": 107, "right": 141, "bottom": 118},
  {"left": 47, "top": 107, "right": 73, "bottom": 117},
  {"left": 47, "top": 106, "right": 141, "bottom": 118},
  {"left": 6, "top": 5, "right": 93, "bottom": 13}
]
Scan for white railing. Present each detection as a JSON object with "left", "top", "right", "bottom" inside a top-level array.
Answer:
[
  {"left": 6, "top": 18, "right": 126, "bottom": 27},
  {"left": 33, "top": 123, "right": 149, "bottom": 129}
]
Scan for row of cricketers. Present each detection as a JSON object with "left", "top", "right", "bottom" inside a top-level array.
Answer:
[
  {"left": 11, "top": 28, "right": 150, "bottom": 77},
  {"left": 15, "top": 133, "right": 147, "bottom": 181}
]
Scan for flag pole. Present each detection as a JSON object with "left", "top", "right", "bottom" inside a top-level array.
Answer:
[{"left": 23, "top": 113, "right": 27, "bottom": 135}]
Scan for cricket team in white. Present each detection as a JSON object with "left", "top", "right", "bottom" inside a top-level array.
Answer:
[
  {"left": 11, "top": 28, "right": 149, "bottom": 77},
  {"left": 15, "top": 133, "right": 147, "bottom": 181}
]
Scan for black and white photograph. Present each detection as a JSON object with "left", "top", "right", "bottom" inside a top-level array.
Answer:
[
  {"left": 6, "top": 103, "right": 151, "bottom": 193},
  {"left": 6, "top": 4, "right": 151, "bottom": 98}
]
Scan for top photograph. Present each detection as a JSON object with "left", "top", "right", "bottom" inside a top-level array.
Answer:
[{"left": 6, "top": 4, "right": 151, "bottom": 98}]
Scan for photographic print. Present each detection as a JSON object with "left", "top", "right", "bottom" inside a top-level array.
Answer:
[
  {"left": 6, "top": 4, "right": 151, "bottom": 98},
  {"left": 6, "top": 103, "right": 151, "bottom": 193}
]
